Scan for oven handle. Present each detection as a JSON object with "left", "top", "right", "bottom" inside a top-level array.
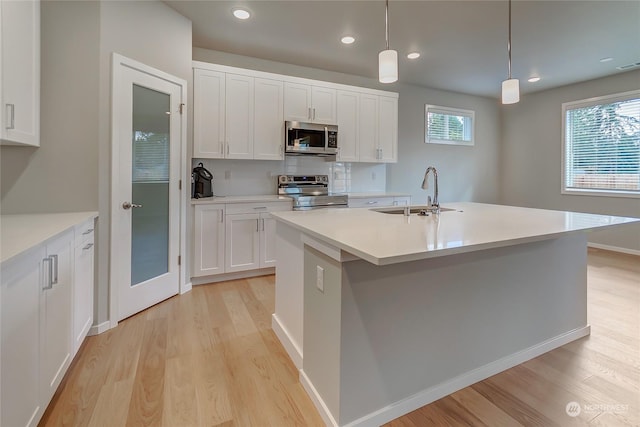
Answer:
[{"left": 324, "top": 126, "right": 328, "bottom": 150}]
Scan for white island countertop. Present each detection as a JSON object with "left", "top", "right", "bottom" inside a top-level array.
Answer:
[
  {"left": 271, "top": 202, "right": 640, "bottom": 265},
  {"left": 1, "top": 212, "right": 98, "bottom": 264}
]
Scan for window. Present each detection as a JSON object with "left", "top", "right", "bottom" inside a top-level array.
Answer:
[
  {"left": 425, "top": 105, "right": 474, "bottom": 146},
  {"left": 563, "top": 90, "right": 640, "bottom": 198}
]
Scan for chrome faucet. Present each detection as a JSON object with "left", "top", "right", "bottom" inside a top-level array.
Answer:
[{"left": 421, "top": 166, "right": 439, "bottom": 214}]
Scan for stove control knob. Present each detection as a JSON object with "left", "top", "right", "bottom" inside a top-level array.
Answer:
[{"left": 279, "top": 175, "right": 289, "bottom": 184}]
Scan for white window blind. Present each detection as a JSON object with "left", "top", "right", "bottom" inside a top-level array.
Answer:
[
  {"left": 563, "top": 91, "right": 640, "bottom": 197},
  {"left": 425, "top": 105, "right": 474, "bottom": 146},
  {"left": 132, "top": 131, "right": 169, "bottom": 182}
]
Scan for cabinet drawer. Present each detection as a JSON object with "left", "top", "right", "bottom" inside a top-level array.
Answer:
[
  {"left": 225, "top": 201, "right": 292, "bottom": 215},
  {"left": 348, "top": 197, "right": 396, "bottom": 208}
]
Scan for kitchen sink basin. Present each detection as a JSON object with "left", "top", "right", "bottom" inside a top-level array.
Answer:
[{"left": 372, "top": 206, "right": 458, "bottom": 215}]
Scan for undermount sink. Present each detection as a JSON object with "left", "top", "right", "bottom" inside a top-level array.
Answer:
[{"left": 372, "top": 205, "right": 458, "bottom": 215}]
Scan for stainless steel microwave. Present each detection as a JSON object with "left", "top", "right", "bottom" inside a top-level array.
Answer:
[{"left": 285, "top": 121, "right": 338, "bottom": 156}]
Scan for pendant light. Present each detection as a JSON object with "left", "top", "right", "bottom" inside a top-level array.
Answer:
[
  {"left": 379, "top": 0, "right": 398, "bottom": 83},
  {"left": 501, "top": 0, "right": 519, "bottom": 104}
]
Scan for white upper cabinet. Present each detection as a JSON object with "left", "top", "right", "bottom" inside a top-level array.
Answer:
[
  {"left": 378, "top": 96, "right": 398, "bottom": 163},
  {"left": 0, "top": 0, "right": 40, "bottom": 146},
  {"left": 254, "top": 78, "right": 284, "bottom": 160},
  {"left": 225, "top": 74, "right": 254, "bottom": 159},
  {"left": 284, "top": 82, "right": 336, "bottom": 124},
  {"left": 193, "top": 69, "right": 225, "bottom": 158},
  {"left": 192, "top": 61, "right": 397, "bottom": 162},
  {"left": 336, "top": 90, "right": 359, "bottom": 162}
]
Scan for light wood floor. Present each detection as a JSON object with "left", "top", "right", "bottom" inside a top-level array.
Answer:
[{"left": 40, "top": 249, "right": 639, "bottom": 426}]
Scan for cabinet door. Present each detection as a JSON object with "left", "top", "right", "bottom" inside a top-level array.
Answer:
[
  {"left": 225, "top": 213, "right": 260, "bottom": 273},
  {"left": 225, "top": 74, "right": 254, "bottom": 159},
  {"left": 193, "top": 69, "right": 225, "bottom": 158},
  {"left": 73, "top": 222, "right": 95, "bottom": 356},
  {"left": 284, "top": 82, "right": 312, "bottom": 122},
  {"left": 358, "top": 94, "right": 380, "bottom": 163},
  {"left": 336, "top": 90, "right": 359, "bottom": 162},
  {"left": 1, "top": 248, "right": 44, "bottom": 427},
  {"left": 259, "top": 212, "right": 278, "bottom": 268},
  {"left": 378, "top": 96, "right": 398, "bottom": 163},
  {"left": 193, "top": 205, "right": 225, "bottom": 277},
  {"left": 311, "top": 86, "right": 336, "bottom": 124},
  {"left": 0, "top": 0, "right": 40, "bottom": 146},
  {"left": 40, "top": 230, "right": 73, "bottom": 404},
  {"left": 254, "top": 78, "right": 284, "bottom": 160}
]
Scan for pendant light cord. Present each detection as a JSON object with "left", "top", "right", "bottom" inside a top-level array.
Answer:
[
  {"left": 385, "top": 0, "right": 390, "bottom": 50},
  {"left": 507, "top": 0, "right": 512, "bottom": 79}
]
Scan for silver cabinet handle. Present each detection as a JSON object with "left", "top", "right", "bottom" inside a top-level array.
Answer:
[
  {"left": 313, "top": 108, "right": 316, "bottom": 120},
  {"left": 261, "top": 218, "right": 265, "bottom": 231},
  {"left": 220, "top": 143, "right": 224, "bottom": 155},
  {"left": 366, "top": 201, "right": 378, "bottom": 205},
  {"left": 42, "top": 257, "right": 53, "bottom": 290},
  {"left": 256, "top": 219, "right": 259, "bottom": 232},
  {"left": 6, "top": 104, "right": 15, "bottom": 129},
  {"left": 122, "top": 202, "right": 143, "bottom": 209},
  {"left": 253, "top": 206, "right": 267, "bottom": 210},
  {"left": 82, "top": 228, "right": 94, "bottom": 235},
  {"left": 227, "top": 143, "right": 229, "bottom": 155},
  {"left": 220, "top": 211, "right": 224, "bottom": 223},
  {"left": 308, "top": 107, "right": 312, "bottom": 120},
  {"left": 50, "top": 254, "right": 59, "bottom": 285},
  {"left": 83, "top": 243, "right": 94, "bottom": 250}
]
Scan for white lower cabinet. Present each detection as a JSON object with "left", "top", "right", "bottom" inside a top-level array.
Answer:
[
  {"left": 73, "top": 219, "right": 95, "bottom": 356},
  {"left": 1, "top": 246, "right": 43, "bottom": 427},
  {"left": 192, "top": 201, "right": 291, "bottom": 278},
  {"left": 1, "top": 218, "right": 96, "bottom": 427},
  {"left": 192, "top": 205, "right": 225, "bottom": 277}
]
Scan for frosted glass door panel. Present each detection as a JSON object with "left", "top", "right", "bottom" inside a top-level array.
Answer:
[{"left": 131, "top": 84, "right": 170, "bottom": 286}]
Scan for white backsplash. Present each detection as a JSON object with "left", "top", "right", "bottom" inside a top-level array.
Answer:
[{"left": 191, "top": 157, "right": 386, "bottom": 196}]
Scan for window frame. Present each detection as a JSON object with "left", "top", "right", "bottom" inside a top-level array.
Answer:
[
  {"left": 561, "top": 89, "right": 640, "bottom": 199},
  {"left": 425, "top": 104, "right": 475, "bottom": 146}
]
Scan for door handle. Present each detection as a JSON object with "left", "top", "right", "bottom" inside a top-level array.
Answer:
[{"left": 122, "top": 202, "right": 143, "bottom": 210}]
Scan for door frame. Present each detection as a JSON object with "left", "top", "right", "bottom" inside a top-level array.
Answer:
[{"left": 109, "top": 53, "right": 188, "bottom": 328}]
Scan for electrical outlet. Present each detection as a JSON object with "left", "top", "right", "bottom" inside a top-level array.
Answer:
[
  {"left": 225, "top": 170, "right": 231, "bottom": 179},
  {"left": 316, "top": 265, "right": 324, "bottom": 293}
]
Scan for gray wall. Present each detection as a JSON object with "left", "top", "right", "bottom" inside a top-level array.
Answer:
[
  {"left": 1, "top": 0, "right": 100, "bottom": 213},
  {"left": 501, "top": 70, "right": 640, "bottom": 252},
  {"left": 193, "top": 48, "right": 502, "bottom": 204}
]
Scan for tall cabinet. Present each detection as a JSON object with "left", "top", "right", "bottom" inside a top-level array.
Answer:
[{"left": 0, "top": 0, "right": 40, "bottom": 146}]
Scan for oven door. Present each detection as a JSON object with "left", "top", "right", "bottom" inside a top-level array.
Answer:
[{"left": 285, "top": 121, "right": 338, "bottom": 155}]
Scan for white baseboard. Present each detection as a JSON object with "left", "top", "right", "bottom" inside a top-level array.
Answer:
[
  {"left": 588, "top": 242, "right": 640, "bottom": 256},
  {"left": 88, "top": 320, "right": 112, "bottom": 336},
  {"left": 300, "top": 369, "right": 339, "bottom": 427},
  {"left": 272, "top": 314, "right": 303, "bottom": 369},
  {"left": 303, "top": 325, "right": 590, "bottom": 427},
  {"left": 191, "top": 267, "right": 275, "bottom": 285},
  {"left": 180, "top": 281, "right": 192, "bottom": 294}
]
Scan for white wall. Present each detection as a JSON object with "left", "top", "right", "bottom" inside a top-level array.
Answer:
[{"left": 501, "top": 70, "right": 640, "bottom": 253}]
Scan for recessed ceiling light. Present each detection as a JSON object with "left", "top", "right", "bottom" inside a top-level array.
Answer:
[
  {"left": 528, "top": 76, "right": 541, "bottom": 83},
  {"left": 232, "top": 8, "right": 251, "bottom": 20},
  {"left": 407, "top": 52, "right": 421, "bottom": 59},
  {"left": 599, "top": 57, "right": 613, "bottom": 63},
  {"left": 341, "top": 36, "right": 355, "bottom": 45}
]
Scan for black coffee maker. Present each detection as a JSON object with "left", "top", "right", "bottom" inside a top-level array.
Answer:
[{"left": 192, "top": 162, "right": 214, "bottom": 198}]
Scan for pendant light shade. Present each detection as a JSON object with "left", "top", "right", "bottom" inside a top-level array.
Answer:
[
  {"left": 379, "top": 0, "right": 398, "bottom": 83},
  {"left": 379, "top": 49, "right": 398, "bottom": 83},
  {"left": 502, "top": 78, "right": 520, "bottom": 104},
  {"left": 501, "top": 0, "right": 519, "bottom": 104}
]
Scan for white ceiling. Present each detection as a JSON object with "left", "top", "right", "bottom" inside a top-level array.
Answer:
[{"left": 164, "top": 1, "right": 640, "bottom": 99}]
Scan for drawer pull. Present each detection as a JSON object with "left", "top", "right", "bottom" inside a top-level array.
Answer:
[
  {"left": 42, "top": 257, "right": 53, "bottom": 290},
  {"left": 50, "top": 254, "right": 59, "bottom": 285},
  {"left": 82, "top": 228, "right": 94, "bottom": 235},
  {"left": 366, "top": 201, "right": 378, "bottom": 205},
  {"left": 83, "top": 243, "right": 94, "bottom": 250},
  {"left": 253, "top": 206, "right": 267, "bottom": 210}
]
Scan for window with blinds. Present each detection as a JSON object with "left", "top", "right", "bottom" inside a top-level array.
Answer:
[
  {"left": 563, "top": 90, "right": 640, "bottom": 197},
  {"left": 425, "top": 105, "right": 474, "bottom": 146},
  {"left": 132, "top": 131, "right": 169, "bottom": 182}
]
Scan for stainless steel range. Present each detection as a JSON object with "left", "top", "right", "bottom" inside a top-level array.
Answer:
[{"left": 278, "top": 175, "right": 348, "bottom": 210}]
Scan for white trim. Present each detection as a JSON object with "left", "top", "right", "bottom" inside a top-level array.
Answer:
[
  {"left": 561, "top": 188, "right": 640, "bottom": 199},
  {"left": 190, "top": 268, "right": 275, "bottom": 285},
  {"left": 300, "top": 370, "right": 339, "bottom": 427},
  {"left": 109, "top": 53, "right": 187, "bottom": 325},
  {"left": 588, "top": 242, "right": 640, "bottom": 256},
  {"left": 302, "top": 326, "right": 590, "bottom": 427},
  {"left": 272, "top": 314, "right": 303, "bottom": 369},
  {"left": 180, "top": 281, "right": 192, "bottom": 295},
  {"left": 87, "top": 321, "right": 112, "bottom": 336},
  {"left": 192, "top": 60, "right": 398, "bottom": 99}
]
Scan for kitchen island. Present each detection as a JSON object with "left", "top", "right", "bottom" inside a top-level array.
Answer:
[{"left": 271, "top": 202, "right": 639, "bottom": 427}]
